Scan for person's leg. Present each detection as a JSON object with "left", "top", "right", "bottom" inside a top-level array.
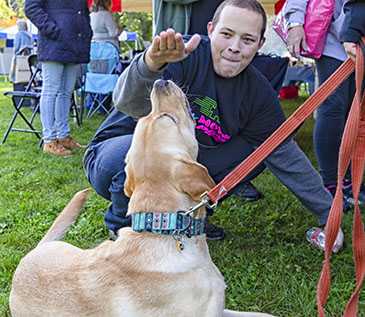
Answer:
[
  {"left": 41, "top": 62, "right": 74, "bottom": 156},
  {"left": 314, "top": 56, "right": 355, "bottom": 186},
  {"left": 39, "top": 61, "right": 64, "bottom": 142},
  {"left": 54, "top": 63, "right": 79, "bottom": 139},
  {"left": 198, "top": 135, "right": 266, "bottom": 240},
  {"left": 314, "top": 56, "right": 356, "bottom": 210},
  {"left": 198, "top": 134, "right": 265, "bottom": 201},
  {"left": 84, "top": 135, "right": 133, "bottom": 234}
]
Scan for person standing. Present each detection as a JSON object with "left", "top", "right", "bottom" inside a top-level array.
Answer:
[
  {"left": 340, "top": 0, "right": 365, "bottom": 61},
  {"left": 13, "top": 19, "right": 34, "bottom": 56},
  {"left": 87, "top": 0, "right": 122, "bottom": 114},
  {"left": 89, "top": 0, "right": 123, "bottom": 53},
  {"left": 284, "top": 0, "right": 365, "bottom": 209},
  {"left": 25, "top": 0, "right": 92, "bottom": 157},
  {"left": 10, "top": 19, "right": 35, "bottom": 106}
]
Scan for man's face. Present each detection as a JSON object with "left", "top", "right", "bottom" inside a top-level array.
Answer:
[{"left": 207, "top": 5, "right": 265, "bottom": 78}]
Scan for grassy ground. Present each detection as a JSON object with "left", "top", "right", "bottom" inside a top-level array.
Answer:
[{"left": 0, "top": 76, "right": 364, "bottom": 316}]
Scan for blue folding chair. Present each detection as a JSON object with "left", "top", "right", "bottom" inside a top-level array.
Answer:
[
  {"left": 83, "top": 42, "right": 120, "bottom": 118},
  {"left": 2, "top": 54, "right": 42, "bottom": 145}
]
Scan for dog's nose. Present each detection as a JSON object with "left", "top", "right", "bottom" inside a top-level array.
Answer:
[{"left": 153, "top": 79, "right": 169, "bottom": 89}]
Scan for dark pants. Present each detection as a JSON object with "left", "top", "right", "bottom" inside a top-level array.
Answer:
[
  {"left": 83, "top": 115, "right": 265, "bottom": 233},
  {"left": 313, "top": 55, "right": 355, "bottom": 186}
]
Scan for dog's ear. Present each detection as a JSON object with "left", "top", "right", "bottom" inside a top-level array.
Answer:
[
  {"left": 124, "top": 168, "right": 134, "bottom": 198},
  {"left": 174, "top": 158, "right": 216, "bottom": 202}
]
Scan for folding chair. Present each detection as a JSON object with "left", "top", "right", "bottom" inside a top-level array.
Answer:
[
  {"left": 2, "top": 54, "right": 43, "bottom": 145},
  {"left": 71, "top": 63, "right": 88, "bottom": 125},
  {"left": 2, "top": 54, "right": 85, "bottom": 147},
  {"left": 83, "top": 42, "right": 120, "bottom": 119}
]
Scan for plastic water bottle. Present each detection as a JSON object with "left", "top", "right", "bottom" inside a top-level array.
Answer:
[
  {"left": 306, "top": 227, "right": 325, "bottom": 250},
  {"left": 306, "top": 227, "right": 342, "bottom": 252}
]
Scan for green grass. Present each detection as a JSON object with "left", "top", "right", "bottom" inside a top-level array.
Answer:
[{"left": 0, "top": 76, "right": 364, "bottom": 316}]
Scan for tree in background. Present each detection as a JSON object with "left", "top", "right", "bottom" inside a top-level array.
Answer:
[
  {"left": 113, "top": 11, "right": 152, "bottom": 42},
  {"left": 0, "top": 0, "right": 19, "bottom": 28}
]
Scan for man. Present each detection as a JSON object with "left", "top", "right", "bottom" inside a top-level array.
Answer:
[{"left": 84, "top": 0, "right": 343, "bottom": 251}]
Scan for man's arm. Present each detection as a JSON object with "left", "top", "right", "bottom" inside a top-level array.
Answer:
[
  {"left": 112, "top": 29, "right": 201, "bottom": 118},
  {"left": 112, "top": 52, "right": 164, "bottom": 118},
  {"left": 263, "top": 139, "right": 332, "bottom": 226}
]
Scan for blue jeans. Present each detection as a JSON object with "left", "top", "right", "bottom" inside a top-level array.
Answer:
[
  {"left": 313, "top": 56, "right": 355, "bottom": 186},
  {"left": 83, "top": 113, "right": 264, "bottom": 233},
  {"left": 40, "top": 61, "right": 79, "bottom": 141}
]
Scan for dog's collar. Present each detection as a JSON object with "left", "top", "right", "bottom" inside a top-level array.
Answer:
[{"left": 131, "top": 212, "right": 205, "bottom": 237}]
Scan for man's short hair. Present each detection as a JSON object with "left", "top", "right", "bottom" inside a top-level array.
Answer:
[{"left": 212, "top": 0, "right": 267, "bottom": 40}]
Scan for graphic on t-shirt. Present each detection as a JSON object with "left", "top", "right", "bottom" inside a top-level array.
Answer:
[
  {"left": 193, "top": 96, "right": 231, "bottom": 143},
  {"left": 194, "top": 96, "right": 220, "bottom": 123}
]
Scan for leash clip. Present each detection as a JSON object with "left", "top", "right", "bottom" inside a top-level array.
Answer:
[{"left": 184, "top": 187, "right": 227, "bottom": 217}]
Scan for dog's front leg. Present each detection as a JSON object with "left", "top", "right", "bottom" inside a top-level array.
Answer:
[{"left": 202, "top": 285, "right": 225, "bottom": 317}]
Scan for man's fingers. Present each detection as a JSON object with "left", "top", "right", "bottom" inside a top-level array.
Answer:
[
  {"left": 165, "top": 29, "right": 176, "bottom": 50},
  {"left": 150, "top": 36, "right": 161, "bottom": 53},
  {"left": 159, "top": 31, "right": 167, "bottom": 50},
  {"left": 185, "top": 34, "right": 201, "bottom": 54}
]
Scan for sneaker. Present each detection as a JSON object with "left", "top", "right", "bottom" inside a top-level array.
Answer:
[
  {"left": 342, "top": 181, "right": 365, "bottom": 206},
  {"left": 109, "top": 229, "right": 118, "bottom": 241},
  {"left": 205, "top": 217, "right": 226, "bottom": 241},
  {"left": 57, "top": 136, "right": 86, "bottom": 149},
  {"left": 325, "top": 184, "right": 351, "bottom": 213},
  {"left": 306, "top": 227, "right": 343, "bottom": 253},
  {"left": 43, "top": 139, "right": 73, "bottom": 157},
  {"left": 235, "top": 182, "right": 263, "bottom": 202}
]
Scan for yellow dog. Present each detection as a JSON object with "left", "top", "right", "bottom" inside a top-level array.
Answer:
[{"left": 10, "top": 79, "right": 274, "bottom": 317}]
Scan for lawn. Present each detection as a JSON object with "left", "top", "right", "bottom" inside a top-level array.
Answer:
[{"left": 0, "top": 75, "right": 364, "bottom": 316}]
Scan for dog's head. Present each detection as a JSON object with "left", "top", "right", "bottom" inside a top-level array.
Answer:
[
  {"left": 124, "top": 80, "right": 215, "bottom": 214},
  {"left": 150, "top": 79, "right": 196, "bottom": 128}
]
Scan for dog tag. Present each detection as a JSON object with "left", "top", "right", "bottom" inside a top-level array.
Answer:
[{"left": 174, "top": 236, "right": 184, "bottom": 252}]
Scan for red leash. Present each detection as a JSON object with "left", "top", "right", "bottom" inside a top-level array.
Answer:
[
  {"left": 206, "top": 58, "right": 355, "bottom": 203},
  {"left": 201, "top": 38, "right": 365, "bottom": 316},
  {"left": 317, "top": 38, "right": 365, "bottom": 317}
]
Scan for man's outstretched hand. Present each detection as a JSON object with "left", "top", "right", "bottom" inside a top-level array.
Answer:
[{"left": 145, "top": 28, "right": 201, "bottom": 70}]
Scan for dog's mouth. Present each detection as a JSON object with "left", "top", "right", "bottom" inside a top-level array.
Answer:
[
  {"left": 159, "top": 112, "right": 178, "bottom": 124},
  {"left": 152, "top": 79, "right": 195, "bottom": 125}
]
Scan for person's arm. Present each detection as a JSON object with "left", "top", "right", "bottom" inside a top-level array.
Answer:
[
  {"left": 284, "top": 0, "right": 310, "bottom": 58},
  {"left": 113, "top": 52, "right": 165, "bottom": 118},
  {"left": 340, "top": 0, "right": 365, "bottom": 61},
  {"left": 263, "top": 139, "right": 332, "bottom": 226},
  {"left": 113, "top": 29, "right": 200, "bottom": 117},
  {"left": 103, "top": 11, "right": 121, "bottom": 38},
  {"left": 25, "top": 0, "right": 61, "bottom": 40},
  {"left": 13, "top": 33, "right": 21, "bottom": 54}
]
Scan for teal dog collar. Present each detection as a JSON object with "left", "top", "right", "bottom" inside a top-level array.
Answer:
[{"left": 132, "top": 211, "right": 205, "bottom": 237}]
